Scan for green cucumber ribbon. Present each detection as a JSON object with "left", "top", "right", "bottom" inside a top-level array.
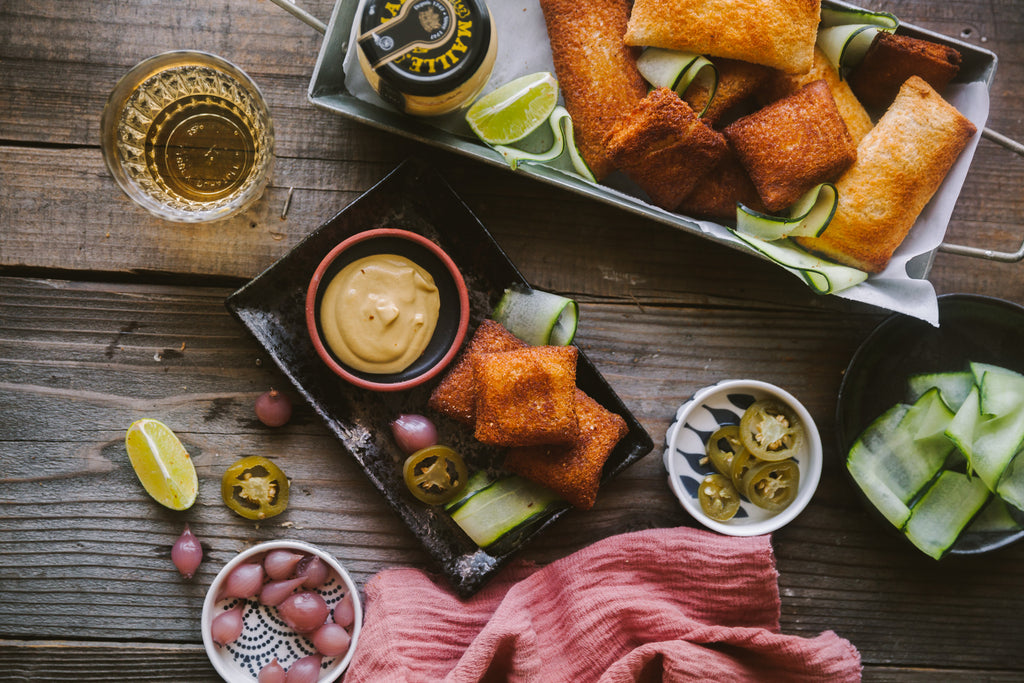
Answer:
[
  {"left": 492, "top": 284, "right": 578, "bottom": 346},
  {"left": 729, "top": 230, "right": 868, "bottom": 295},
  {"left": 491, "top": 106, "right": 595, "bottom": 181},
  {"left": 636, "top": 48, "right": 719, "bottom": 116},
  {"left": 735, "top": 183, "right": 838, "bottom": 241},
  {"left": 817, "top": 7, "right": 899, "bottom": 74}
]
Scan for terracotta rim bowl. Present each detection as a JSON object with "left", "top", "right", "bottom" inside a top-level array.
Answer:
[{"left": 305, "top": 228, "right": 470, "bottom": 392}]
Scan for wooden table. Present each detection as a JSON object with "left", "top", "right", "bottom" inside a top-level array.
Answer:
[{"left": 2, "top": 1, "right": 1023, "bottom": 680}]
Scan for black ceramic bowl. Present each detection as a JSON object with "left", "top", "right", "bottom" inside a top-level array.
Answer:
[
  {"left": 306, "top": 228, "right": 470, "bottom": 392},
  {"left": 837, "top": 293, "right": 1024, "bottom": 554}
]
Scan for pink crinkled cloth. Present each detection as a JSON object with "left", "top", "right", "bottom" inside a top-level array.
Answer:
[{"left": 345, "top": 526, "right": 861, "bottom": 682}]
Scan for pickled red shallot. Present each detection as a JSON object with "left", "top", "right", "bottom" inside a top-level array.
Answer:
[{"left": 171, "top": 524, "right": 203, "bottom": 579}]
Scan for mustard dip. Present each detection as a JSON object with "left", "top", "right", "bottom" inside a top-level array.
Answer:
[{"left": 319, "top": 253, "right": 441, "bottom": 374}]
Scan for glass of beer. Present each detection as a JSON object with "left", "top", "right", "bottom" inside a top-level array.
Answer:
[{"left": 101, "top": 51, "right": 275, "bottom": 223}]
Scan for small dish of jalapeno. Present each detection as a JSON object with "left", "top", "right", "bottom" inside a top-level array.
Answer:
[{"left": 662, "top": 379, "right": 823, "bottom": 536}]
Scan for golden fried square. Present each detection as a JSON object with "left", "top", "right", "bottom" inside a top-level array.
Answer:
[
  {"left": 759, "top": 47, "right": 874, "bottom": 146},
  {"left": 848, "top": 32, "right": 961, "bottom": 110},
  {"left": 683, "top": 58, "right": 772, "bottom": 127},
  {"left": 428, "top": 319, "right": 526, "bottom": 425},
  {"left": 472, "top": 345, "right": 579, "bottom": 447},
  {"left": 676, "top": 148, "right": 765, "bottom": 219},
  {"left": 605, "top": 88, "right": 728, "bottom": 211},
  {"left": 724, "top": 80, "right": 856, "bottom": 213},
  {"left": 505, "top": 389, "right": 628, "bottom": 510}
]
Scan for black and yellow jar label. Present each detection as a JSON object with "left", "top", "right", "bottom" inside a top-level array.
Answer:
[{"left": 356, "top": 0, "right": 497, "bottom": 116}]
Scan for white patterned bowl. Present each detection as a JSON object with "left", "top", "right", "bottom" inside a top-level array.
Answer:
[
  {"left": 663, "top": 379, "right": 822, "bottom": 536},
  {"left": 201, "top": 540, "right": 362, "bottom": 682}
]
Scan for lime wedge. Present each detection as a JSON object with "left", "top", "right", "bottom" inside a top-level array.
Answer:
[
  {"left": 125, "top": 418, "right": 198, "bottom": 510},
  {"left": 466, "top": 72, "right": 559, "bottom": 145}
]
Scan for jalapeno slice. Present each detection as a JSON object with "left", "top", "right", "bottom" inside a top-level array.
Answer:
[
  {"left": 698, "top": 473, "right": 741, "bottom": 521},
  {"left": 730, "top": 447, "right": 755, "bottom": 493},
  {"left": 739, "top": 399, "right": 804, "bottom": 461},
  {"left": 706, "top": 425, "right": 747, "bottom": 477},
  {"left": 742, "top": 459, "right": 800, "bottom": 512},
  {"left": 403, "top": 444, "right": 468, "bottom": 505},
  {"left": 221, "top": 455, "right": 290, "bottom": 520}
]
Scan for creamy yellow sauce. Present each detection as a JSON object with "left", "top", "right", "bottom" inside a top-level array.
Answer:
[{"left": 320, "top": 253, "right": 441, "bottom": 374}]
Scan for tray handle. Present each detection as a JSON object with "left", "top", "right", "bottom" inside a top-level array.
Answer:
[
  {"left": 938, "top": 127, "right": 1024, "bottom": 263},
  {"left": 268, "top": 0, "right": 327, "bottom": 33}
]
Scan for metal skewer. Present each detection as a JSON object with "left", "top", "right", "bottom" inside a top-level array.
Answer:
[{"left": 267, "top": 0, "right": 327, "bottom": 33}]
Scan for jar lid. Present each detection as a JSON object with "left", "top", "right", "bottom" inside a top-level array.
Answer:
[{"left": 357, "top": 0, "right": 494, "bottom": 98}]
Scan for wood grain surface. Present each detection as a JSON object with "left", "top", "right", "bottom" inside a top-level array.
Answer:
[{"left": 2, "top": 0, "right": 1023, "bottom": 680}]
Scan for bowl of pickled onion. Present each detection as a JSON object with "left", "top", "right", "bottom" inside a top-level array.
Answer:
[{"left": 201, "top": 540, "right": 362, "bottom": 682}]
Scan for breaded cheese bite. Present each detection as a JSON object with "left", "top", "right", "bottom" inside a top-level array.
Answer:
[
  {"left": 796, "top": 76, "right": 976, "bottom": 273},
  {"left": 505, "top": 389, "right": 628, "bottom": 510},
  {"left": 848, "top": 32, "right": 962, "bottom": 110},
  {"left": 428, "top": 319, "right": 526, "bottom": 425},
  {"left": 624, "top": 0, "right": 820, "bottom": 75},
  {"left": 724, "top": 80, "right": 856, "bottom": 213},
  {"left": 605, "top": 88, "right": 728, "bottom": 211},
  {"left": 472, "top": 345, "right": 579, "bottom": 447},
  {"left": 538, "top": 0, "right": 647, "bottom": 180}
]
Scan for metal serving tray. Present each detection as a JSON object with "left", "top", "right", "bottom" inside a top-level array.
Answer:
[{"left": 276, "top": 0, "right": 1021, "bottom": 291}]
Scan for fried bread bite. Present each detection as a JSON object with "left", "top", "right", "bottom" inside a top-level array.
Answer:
[
  {"left": 724, "top": 80, "right": 856, "bottom": 213},
  {"left": 676, "top": 148, "right": 765, "bottom": 220},
  {"left": 505, "top": 389, "right": 628, "bottom": 510},
  {"left": 760, "top": 47, "right": 874, "bottom": 146},
  {"left": 848, "top": 32, "right": 961, "bottom": 110},
  {"left": 472, "top": 345, "right": 579, "bottom": 447},
  {"left": 796, "top": 76, "right": 976, "bottom": 273},
  {"left": 624, "top": 0, "right": 820, "bottom": 74},
  {"left": 428, "top": 319, "right": 526, "bottom": 425},
  {"left": 683, "top": 58, "right": 773, "bottom": 127},
  {"left": 605, "top": 88, "right": 728, "bottom": 211},
  {"left": 538, "top": 0, "right": 647, "bottom": 180}
]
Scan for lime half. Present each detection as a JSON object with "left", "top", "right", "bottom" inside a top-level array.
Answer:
[
  {"left": 125, "top": 418, "right": 198, "bottom": 510},
  {"left": 466, "top": 72, "right": 559, "bottom": 145}
]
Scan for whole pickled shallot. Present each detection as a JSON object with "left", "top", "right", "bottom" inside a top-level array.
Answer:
[
  {"left": 332, "top": 593, "right": 355, "bottom": 629},
  {"left": 259, "top": 577, "right": 306, "bottom": 607},
  {"left": 278, "top": 591, "right": 329, "bottom": 633},
  {"left": 284, "top": 655, "right": 322, "bottom": 683},
  {"left": 171, "top": 524, "right": 203, "bottom": 579},
  {"left": 263, "top": 549, "right": 305, "bottom": 580},
  {"left": 211, "top": 603, "right": 245, "bottom": 646},
  {"left": 219, "top": 562, "right": 265, "bottom": 600},
  {"left": 312, "top": 622, "right": 351, "bottom": 657},
  {"left": 257, "top": 658, "right": 287, "bottom": 683},
  {"left": 295, "top": 554, "right": 328, "bottom": 589},
  {"left": 390, "top": 414, "right": 438, "bottom": 455}
]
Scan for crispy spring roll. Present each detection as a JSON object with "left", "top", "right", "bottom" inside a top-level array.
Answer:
[
  {"left": 624, "top": 0, "right": 820, "bottom": 75},
  {"left": 538, "top": 0, "right": 648, "bottom": 180},
  {"left": 796, "top": 76, "right": 976, "bottom": 274}
]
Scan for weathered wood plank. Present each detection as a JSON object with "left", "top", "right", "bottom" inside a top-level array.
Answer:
[{"left": 2, "top": 640, "right": 1022, "bottom": 683}]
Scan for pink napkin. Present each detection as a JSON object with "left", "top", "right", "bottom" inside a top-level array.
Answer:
[{"left": 346, "top": 527, "right": 861, "bottom": 682}]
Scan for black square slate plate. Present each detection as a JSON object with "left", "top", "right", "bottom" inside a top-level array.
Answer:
[{"left": 226, "top": 158, "right": 654, "bottom": 596}]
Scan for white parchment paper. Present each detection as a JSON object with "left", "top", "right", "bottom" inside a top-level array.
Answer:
[{"left": 343, "top": 0, "right": 991, "bottom": 325}]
